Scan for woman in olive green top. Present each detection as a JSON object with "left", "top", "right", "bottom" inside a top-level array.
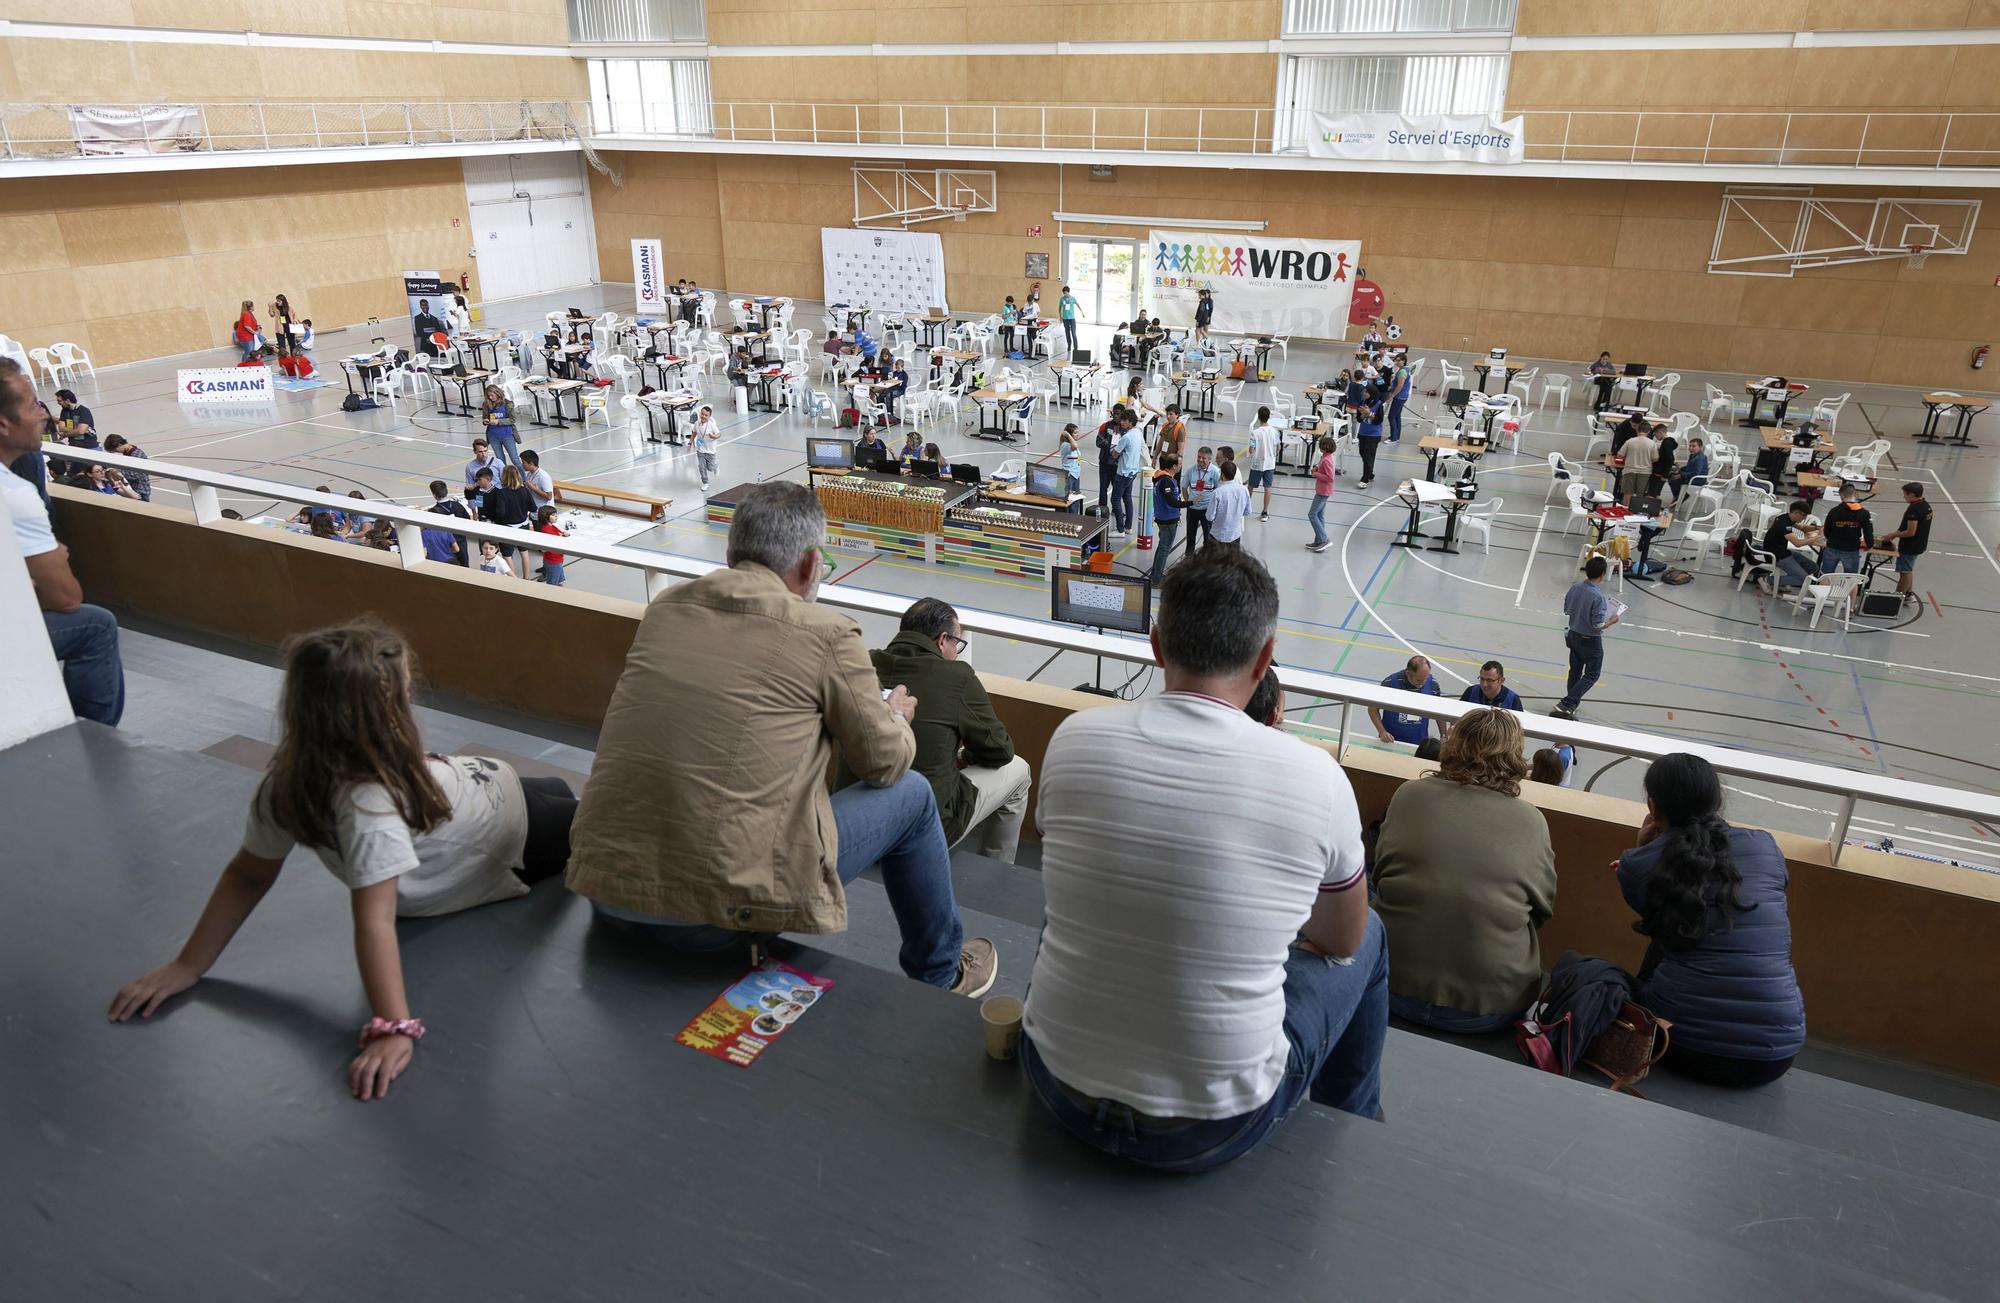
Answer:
[{"left": 1373, "top": 708, "right": 1557, "bottom": 1033}]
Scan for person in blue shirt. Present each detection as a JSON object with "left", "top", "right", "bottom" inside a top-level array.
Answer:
[
  {"left": 1387, "top": 352, "right": 1412, "bottom": 443},
  {"left": 1669, "top": 436, "right": 1710, "bottom": 501},
  {"left": 884, "top": 360, "right": 910, "bottom": 420},
  {"left": 1148, "top": 453, "right": 1191, "bottom": 584},
  {"left": 1369, "top": 655, "right": 1441, "bottom": 745},
  {"left": 1554, "top": 556, "right": 1619, "bottom": 719},
  {"left": 1110, "top": 414, "right": 1144, "bottom": 536},
  {"left": 1354, "top": 391, "right": 1385, "bottom": 489},
  {"left": 852, "top": 326, "right": 877, "bottom": 361},
  {"left": 423, "top": 478, "right": 470, "bottom": 566},
  {"left": 1459, "top": 660, "right": 1524, "bottom": 714},
  {"left": 1058, "top": 423, "right": 1083, "bottom": 499},
  {"left": 1057, "top": 286, "right": 1080, "bottom": 353}
]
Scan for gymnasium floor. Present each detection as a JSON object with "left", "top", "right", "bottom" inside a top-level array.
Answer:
[{"left": 48, "top": 285, "right": 2000, "bottom": 870}]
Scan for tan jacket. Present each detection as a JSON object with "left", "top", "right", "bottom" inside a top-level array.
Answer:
[{"left": 565, "top": 562, "right": 914, "bottom": 933}]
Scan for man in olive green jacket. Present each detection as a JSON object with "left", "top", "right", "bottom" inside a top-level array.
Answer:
[
  {"left": 871, "top": 598, "right": 1034, "bottom": 864},
  {"left": 565, "top": 482, "right": 997, "bottom": 995}
]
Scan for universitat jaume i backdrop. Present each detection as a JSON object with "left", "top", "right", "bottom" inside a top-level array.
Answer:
[{"left": 1144, "top": 231, "right": 1363, "bottom": 340}]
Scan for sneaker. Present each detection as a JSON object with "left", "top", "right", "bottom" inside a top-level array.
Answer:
[
  {"left": 1259, "top": 511, "right": 1270, "bottom": 522},
  {"left": 1549, "top": 704, "right": 1575, "bottom": 720},
  {"left": 949, "top": 938, "right": 999, "bottom": 998},
  {"left": 1309, "top": 540, "right": 1331, "bottom": 553},
  {"left": 1357, "top": 478, "right": 1373, "bottom": 489}
]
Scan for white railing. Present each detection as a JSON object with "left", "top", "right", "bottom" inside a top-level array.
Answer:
[
  {"left": 48, "top": 446, "right": 2000, "bottom": 866},
  {"left": 676, "top": 102, "right": 1280, "bottom": 156},
  {"left": 0, "top": 101, "right": 586, "bottom": 162}
]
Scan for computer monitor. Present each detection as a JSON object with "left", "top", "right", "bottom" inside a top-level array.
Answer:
[
  {"left": 806, "top": 437, "right": 854, "bottom": 470},
  {"left": 1629, "top": 493, "right": 1663, "bottom": 516},
  {"left": 1051, "top": 567, "right": 1152, "bottom": 636},
  {"left": 952, "top": 464, "right": 981, "bottom": 484},
  {"left": 855, "top": 444, "right": 890, "bottom": 471},
  {"left": 1444, "top": 387, "right": 1471, "bottom": 409},
  {"left": 1025, "top": 462, "right": 1070, "bottom": 500},
  {"left": 912, "top": 458, "right": 940, "bottom": 479},
  {"left": 1072, "top": 348, "right": 1094, "bottom": 365},
  {"left": 1623, "top": 361, "right": 1649, "bottom": 377}
]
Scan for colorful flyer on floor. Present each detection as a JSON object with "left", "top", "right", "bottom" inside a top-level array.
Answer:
[{"left": 676, "top": 960, "right": 833, "bottom": 1068}]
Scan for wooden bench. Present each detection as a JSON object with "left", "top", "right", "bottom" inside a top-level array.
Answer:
[{"left": 552, "top": 479, "right": 670, "bottom": 522}]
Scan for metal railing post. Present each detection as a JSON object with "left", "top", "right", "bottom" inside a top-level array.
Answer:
[
  {"left": 991, "top": 104, "right": 997, "bottom": 148},
  {"left": 1144, "top": 107, "right": 1150, "bottom": 151},
  {"left": 1091, "top": 106, "right": 1097, "bottom": 150},
  {"left": 1336, "top": 702, "right": 1352, "bottom": 757},
  {"left": 1940, "top": 112, "right": 1953, "bottom": 167},
  {"left": 1560, "top": 110, "right": 1571, "bottom": 162},
  {"left": 0, "top": 108, "right": 12, "bottom": 161},
  {"left": 1855, "top": 112, "right": 1870, "bottom": 168},
  {"left": 396, "top": 523, "right": 426, "bottom": 566},
  {"left": 404, "top": 102, "right": 414, "bottom": 144},
  {"left": 256, "top": 100, "right": 268, "bottom": 150},
  {"left": 445, "top": 101, "right": 456, "bottom": 143},
  {"left": 361, "top": 103, "right": 371, "bottom": 146},
  {"left": 486, "top": 102, "right": 497, "bottom": 141},
  {"left": 1829, "top": 793, "right": 1857, "bottom": 865},
  {"left": 197, "top": 105, "right": 212, "bottom": 152},
  {"left": 189, "top": 485, "right": 222, "bottom": 524},
  {"left": 945, "top": 103, "right": 951, "bottom": 147},
  {"left": 1197, "top": 107, "right": 1204, "bottom": 152},
  {"left": 1776, "top": 112, "right": 1791, "bottom": 166},
  {"left": 1701, "top": 112, "right": 1714, "bottom": 165},
  {"left": 311, "top": 102, "right": 322, "bottom": 149},
  {"left": 1041, "top": 105, "right": 1046, "bottom": 150},
  {"left": 810, "top": 102, "right": 818, "bottom": 145},
  {"left": 898, "top": 103, "right": 906, "bottom": 147}
]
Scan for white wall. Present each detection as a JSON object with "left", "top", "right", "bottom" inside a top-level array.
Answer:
[
  {"left": 0, "top": 493, "right": 78, "bottom": 749},
  {"left": 464, "top": 154, "right": 599, "bottom": 303}
]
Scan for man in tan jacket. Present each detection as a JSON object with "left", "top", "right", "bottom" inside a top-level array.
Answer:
[{"left": 566, "top": 481, "right": 997, "bottom": 995}]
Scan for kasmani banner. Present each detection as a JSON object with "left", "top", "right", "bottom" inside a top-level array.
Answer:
[
  {"left": 1144, "top": 231, "right": 1361, "bottom": 340},
  {"left": 633, "top": 238, "right": 667, "bottom": 316},
  {"left": 1307, "top": 111, "right": 1524, "bottom": 165},
  {"left": 177, "top": 367, "right": 274, "bottom": 404}
]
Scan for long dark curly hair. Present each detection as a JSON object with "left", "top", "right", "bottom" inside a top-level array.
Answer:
[{"left": 1633, "top": 754, "right": 1755, "bottom": 947}]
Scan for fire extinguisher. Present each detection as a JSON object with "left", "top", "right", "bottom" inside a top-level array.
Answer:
[
  {"left": 459, "top": 271, "right": 471, "bottom": 291},
  {"left": 1975, "top": 344, "right": 1990, "bottom": 370}
]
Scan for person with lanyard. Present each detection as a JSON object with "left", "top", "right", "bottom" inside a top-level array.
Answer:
[
  {"left": 1181, "top": 445, "right": 1219, "bottom": 557},
  {"left": 480, "top": 386, "right": 521, "bottom": 472},
  {"left": 1057, "top": 423, "right": 1083, "bottom": 500},
  {"left": 1205, "top": 460, "right": 1249, "bottom": 549},
  {"left": 690, "top": 405, "right": 720, "bottom": 489},
  {"left": 1552, "top": 556, "right": 1620, "bottom": 720},
  {"left": 1354, "top": 388, "right": 1385, "bottom": 490},
  {"left": 1387, "top": 351, "right": 1412, "bottom": 444},
  {"left": 1148, "top": 453, "right": 1191, "bottom": 584},
  {"left": 1094, "top": 406, "right": 1125, "bottom": 518},
  {"left": 1155, "top": 404, "right": 1187, "bottom": 468},
  {"left": 1193, "top": 288, "right": 1214, "bottom": 344},
  {"left": 1588, "top": 352, "right": 1616, "bottom": 413},
  {"left": 899, "top": 428, "right": 926, "bottom": 466},
  {"left": 855, "top": 424, "right": 889, "bottom": 467},
  {"left": 1368, "top": 655, "right": 1441, "bottom": 746},
  {"left": 1057, "top": 286, "right": 1080, "bottom": 354},
  {"left": 463, "top": 437, "right": 503, "bottom": 490},
  {"left": 54, "top": 389, "right": 94, "bottom": 436},
  {"left": 1110, "top": 414, "right": 1145, "bottom": 538},
  {"left": 1876, "top": 482, "right": 1932, "bottom": 603},
  {"left": 1458, "top": 660, "right": 1523, "bottom": 712},
  {"left": 1818, "top": 484, "right": 1873, "bottom": 577}
]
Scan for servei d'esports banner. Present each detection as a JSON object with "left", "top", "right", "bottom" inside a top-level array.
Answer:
[
  {"left": 1308, "top": 111, "right": 1525, "bottom": 165},
  {"left": 1143, "top": 231, "right": 1362, "bottom": 340}
]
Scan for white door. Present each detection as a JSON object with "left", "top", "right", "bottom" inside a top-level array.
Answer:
[{"left": 463, "top": 154, "right": 597, "bottom": 301}]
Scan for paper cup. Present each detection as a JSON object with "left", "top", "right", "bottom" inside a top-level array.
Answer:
[{"left": 981, "top": 995, "right": 1024, "bottom": 1062}]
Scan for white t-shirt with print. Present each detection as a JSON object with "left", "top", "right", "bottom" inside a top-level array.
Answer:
[
  {"left": 241, "top": 755, "right": 530, "bottom": 917},
  {"left": 1249, "top": 423, "right": 1279, "bottom": 472},
  {"left": 1, "top": 461, "right": 57, "bottom": 560},
  {"left": 1025, "top": 694, "right": 1367, "bottom": 1119}
]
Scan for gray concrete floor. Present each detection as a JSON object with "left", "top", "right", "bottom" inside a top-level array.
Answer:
[{"left": 48, "top": 284, "right": 2000, "bottom": 871}]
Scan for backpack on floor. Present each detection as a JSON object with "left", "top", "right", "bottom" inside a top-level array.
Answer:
[{"left": 1662, "top": 567, "right": 1693, "bottom": 585}]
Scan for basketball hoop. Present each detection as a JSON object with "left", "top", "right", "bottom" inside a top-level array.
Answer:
[{"left": 1905, "top": 243, "right": 1934, "bottom": 269}]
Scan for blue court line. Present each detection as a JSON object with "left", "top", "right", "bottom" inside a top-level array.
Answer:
[
  {"left": 1278, "top": 609, "right": 1566, "bottom": 668},
  {"left": 1846, "top": 661, "right": 1892, "bottom": 775},
  {"left": 1608, "top": 669, "right": 1841, "bottom": 717},
  {"left": 1337, "top": 542, "right": 1395, "bottom": 632}
]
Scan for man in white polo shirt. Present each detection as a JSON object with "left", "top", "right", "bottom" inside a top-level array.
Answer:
[{"left": 1022, "top": 547, "right": 1385, "bottom": 1172}]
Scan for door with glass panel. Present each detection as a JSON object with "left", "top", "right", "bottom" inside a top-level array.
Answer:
[{"left": 1063, "top": 238, "right": 1140, "bottom": 326}]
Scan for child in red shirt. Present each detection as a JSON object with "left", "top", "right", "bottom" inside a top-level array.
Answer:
[{"left": 533, "top": 506, "right": 567, "bottom": 585}]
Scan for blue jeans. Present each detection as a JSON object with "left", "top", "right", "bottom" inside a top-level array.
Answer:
[
  {"left": 43, "top": 604, "right": 125, "bottom": 726},
  {"left": 488, "top": 430, "right": 522, "bottom": 471},
  {"left": 1022, "top": 911, "right": 1388, "bottom": 1173},
  {"left": 1388, "top": 398, "right": 1406, "bottom": 442},
  {"left": 1776, "top": 554, "right": 1813, "bottom": 588},
  {"left": 1066, "top": 469, "right": 1081, "bottom": 502},
  {"left": 1389, "top": 993, "right": 1515, "bottom": 1034},
  {"left": 1111, "top": 472, "right": 1136, "bottom": 532},
  {"left": 1821, "top": 547, "right": 1862, "bottom": 575},
  {"left": 238, "top": 338, "right": 258, "bottom": 362},
  {"left": 592, "top": 771, "right": 964, "bottom": 987},
  {"left": 1150, "top": 518, "right": 1178, "bottom": 582},
  {"left": 1308, "top": 493, "right": 1330, "bottom": 545},
  {"left": 1561, "top": 631, "right": 1603, "bottom": 712},
  {"left": 539, "top": 561, "right": 566, "bottom": 585}
]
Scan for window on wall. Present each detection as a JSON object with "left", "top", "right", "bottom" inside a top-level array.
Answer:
[
  {"left": 568, "top": 0, "right": 705, "bottom": 43},
  {"left": 1279, "top": 53, "right": 1508, "bottom": 146},
  {"left": 587, "top": 59, "right": 714, "bottom": 136},
  {"left": 1283, "top": 0, "right": 1516, "bottom": 34}
]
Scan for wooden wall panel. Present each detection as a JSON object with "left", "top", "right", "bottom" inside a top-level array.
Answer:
[
  {"left": 1512, "top": 0, "right": 1994, "bottom": 34},
  {"left": 2, "top": 161, "right": 480, "bottom": 367},
  {"left": 593, "top": 152, "right": 2000, "bottom": 391}
]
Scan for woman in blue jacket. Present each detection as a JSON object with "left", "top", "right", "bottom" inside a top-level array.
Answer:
[{"left": 1615, "top": 754, "right": 1805, "bottom": 1087}]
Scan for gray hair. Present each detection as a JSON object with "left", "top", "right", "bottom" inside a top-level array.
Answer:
[
  {"left": 900, "top": 596, "right": 958, "bottom": 640},
  {"left": 726, "top": 481, "right": 825, "bottom": 573}
]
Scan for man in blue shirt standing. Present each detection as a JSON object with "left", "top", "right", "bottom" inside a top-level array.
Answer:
[
  {"left": 1553, "top": 557, "right": 1620, "bottom": 719},
  {"left": 424, "top": 478, "right": 471, "bottom": 566},
  {"left": 1459, "top": 660, "right": 1523, "bottom": 712},
  {"left": 1110, "top": 414, "right": 1144, "bottom": 537},
  {"left": 1369, "top": 654, "right": 1441, "bottom": 745},
  {"left": 1058, "top": 285, "right": 1080, "bottom": 354}
]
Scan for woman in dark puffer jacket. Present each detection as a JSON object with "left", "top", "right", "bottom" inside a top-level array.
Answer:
[{"left": 1615, "top": 753, "right": 1806, "bottom": 1087}]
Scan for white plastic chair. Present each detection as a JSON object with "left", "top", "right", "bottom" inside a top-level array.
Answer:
[
  {"left": 1703, "top": 383, "right": 1733, "bottom": 426},
  {"left": 48, "top": 341, "right": 96, "bottom": 382},
  {"left": 1674, "top": 507, "right": 1740, "bottom": 570},
  {"left": 1813, "top": 392, "right": 1851, "bottom": 439},
  {"left": 995, "top": 457, "right": 1026, "bottom": 482},
  {"left": 1839, "top": 438, "right": 1890, "bottom": 477},
  {"left": 695, "top": 293, "right": 717, "bottom": 329},
  {"left": 1545, "top": 452, "right": 1575, "bottom": 504},
  {"left": 370, "top": 368, "right": 400, "bottom": 414},
  {"left": 1537, "top": 372, "right": 1570, "bottom": 412},
  {"left": 1438, "top": 359, "right": 1465, "bottom": 393},
  {"left": 598, "top": 354, "right": 638, "bottom": 394},
  {"left": 1507, "top": 366, "right": 1539, "bottom": 405},
  {"left": 27, "top": 347, "right": 66, "bottom": 387},
  {"left": 1792, "top": 571, "right": 1864, "bottom": 630},
  {"left": 620, "top": 393, "right": 646, "bottom": 441},
  {"left": 580, "top": 386, "right": 612, "bottom": 431},
  {"left": 1736, "top": 541, "right": 1783, "bottom": 594},
  {"left": 1216, "top": 381, "right": 1246, "bottom": 422},
  {"left": 1646, "top": 372, "right": 1681, "bottom": 414},
  {"left": 1560, "top": 482, "right": 1591, "bottom": 535}
]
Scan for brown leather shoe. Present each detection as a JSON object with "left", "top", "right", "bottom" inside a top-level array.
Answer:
[{"left": 949, "top": 938, "right": 999, "bottom": 998}]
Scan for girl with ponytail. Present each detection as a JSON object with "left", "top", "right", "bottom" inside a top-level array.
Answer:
[{"left": 1616, "top": 754, "right": 1806, "bottom": 1087}]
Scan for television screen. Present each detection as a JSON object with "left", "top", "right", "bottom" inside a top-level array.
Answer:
[
  {"left": 1025, "top": 462, "right": 1070, "bottom": 500},
  {"left": 1050, "top": 567, "right": 1151, "bottom": 636},
  {"left": 1623, "top": 361, "right": 1649, "bottom": 376},
  {"left": 1444, "top": 387, "right": 1471, "bottom": 409},
  {"left": 911, "top": 458, "right": 939, "bottom": 479},
  {"left": 807, "top": 438, "right": 854, "bottom": 470}
]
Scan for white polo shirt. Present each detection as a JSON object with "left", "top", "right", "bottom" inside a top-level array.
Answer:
[
  {"left": 1249, "top": 423, "right": 1279, "bottom": 472},
  {"left": 0, "top": 461, "right": 57, "bottom": 560},
  {"left": 1024, "top": 693, "right": 1366, "bottom": 1119}
]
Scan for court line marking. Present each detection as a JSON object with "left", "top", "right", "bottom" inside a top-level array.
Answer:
[
  {"left": 1924, "top": 468, "right": 2000, "bottom": 583},
  {"left": 1338, "top": 496, "right": 1471, "bottom": 687},
  {"left": 1515, "top": 503, "right": 1549, "bottom": 607}
]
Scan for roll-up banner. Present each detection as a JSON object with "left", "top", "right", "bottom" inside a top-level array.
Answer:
[
  {"left": 1143, "top": 231, "right": 1362, "bottom": 340},
  {"left": 403, "top": 270, "right": 448, "bottom": 351},
  {"left": 1307, "top": 112, "right": 1525, "bottom": 165},
  {"left": 633, "top": 238, "right": 667, "bottom": 316}
]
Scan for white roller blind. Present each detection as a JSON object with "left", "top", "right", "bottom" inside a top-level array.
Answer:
[
  {"left": 568, "top": 0, "right": 705, "bottom": 42},
  {"left": 588, "top": 58, "right": 712, "bottom": 136},
  {"left": 1280, "top": 53, "right": 1508, "bottom": 147},
  {"left": 1283, "top": 0, "right": 1515, "bottom": 34}
]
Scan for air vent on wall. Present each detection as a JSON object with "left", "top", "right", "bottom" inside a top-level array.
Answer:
[{"left": 1089, "top": 165, "right": 1116, "bottom": 181}]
